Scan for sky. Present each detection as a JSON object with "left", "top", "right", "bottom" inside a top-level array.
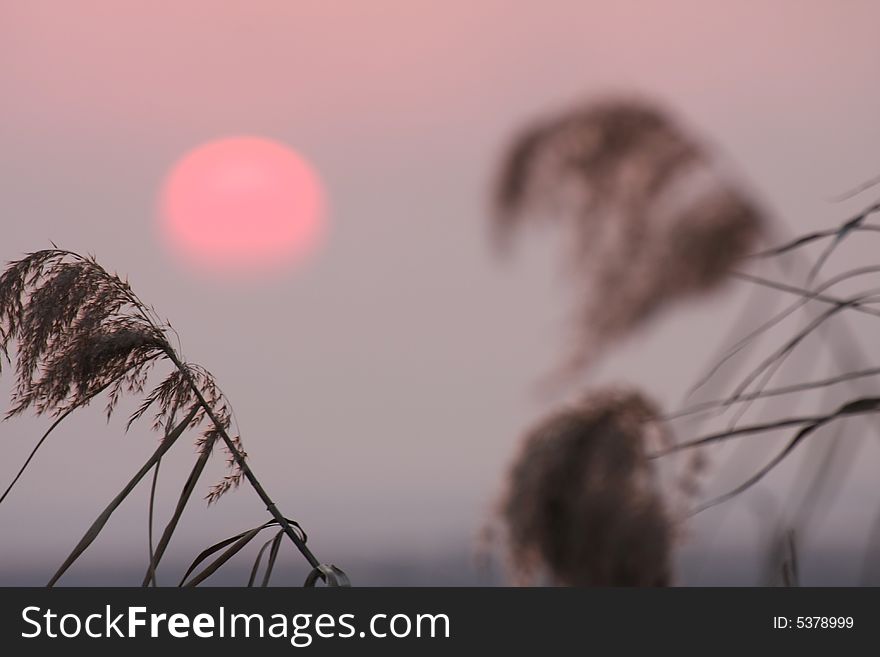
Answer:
[{"left": 1, "top": 1, "right": 880, "bottom": 586}]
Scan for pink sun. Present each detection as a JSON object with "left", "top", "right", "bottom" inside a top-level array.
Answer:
[{"left": 159, "top": 137, "right": 325, "bottom": 276}]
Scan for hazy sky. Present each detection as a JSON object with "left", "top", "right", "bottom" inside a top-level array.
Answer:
[{"left": 2, "top": 1, "right": 880, "bottom": 585}]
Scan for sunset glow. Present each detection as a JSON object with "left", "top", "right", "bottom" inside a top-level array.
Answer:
[{"left": 159, "top": 137, "right": 324, "bottom": 276}]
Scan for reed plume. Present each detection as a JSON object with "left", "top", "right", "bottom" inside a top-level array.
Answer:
[
  {"left": 494, "top": 98, "right": 764, "bottom": 374},
  {"left": 0, "top": 249, "right": 344, "bottom": 586},
  {"left": 502, "top": 388, "right": 673, "bottom": 586}
]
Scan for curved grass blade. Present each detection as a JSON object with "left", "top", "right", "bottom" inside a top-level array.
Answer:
[
  {"left": 688, "top": 266, "right": 880, "bottom": 399},
  {"left": 733, "top": 267, "right": 880, "bottom": 319},
  {"left": 47, "top": 405, "right": 197, "bottom": 587},
  {"left": 683, "top": 275, "right": 778, "bottom": 404},
  {"left": 0, "top": 378, "right": 120, "bottom": 507},
  {"left": 720, "top": 289, "right": 880, "bottom": 414},
  {"left": 780, "top": 530, "right": 799, "bottom": 587},
  {"left": 147, "top": 457, "right": 161, "bottom": 587},
  {"left": 667, "top": 366, "right": 880, "bottom": 422},
  {"left": 726, "top": 290, "right": 880, "bottom": 428},
  {"left": 180, "top": 519, "right": 305, "bottom": 587},
  {"left": 162, "top": 348, "right": 320, "bottom": 570},
  {"left": 689, "top": 432, "right": 812, "bottom": 516},
  {"left": 751, "top": 203, "right": 880, "bottom": 258},
  {"left": 688, "top": 397, "right": 880, "bottom": 514},
  {"left": 247, "top": 535, "right": 276, "bottom": 587},
  {"left": 0, "top": 409, "right": 72, "bottom": 507},
  {"left": 655, "top": 415, "right": 820, "bottom": 457},
  {"left": 830, "top": 174, "right": 880, "bottom": 202},
  {"left": 689, "top": 267, "right": 880, "bottom": 398},
  {"left": 261, "top": 530, "right": 285, "bottom": 587},
  {"left": 180, "top": 523, "right": 271, "bottom": 587},
  {"left": 141, "top": 437, "right": 215, "bottom": 587},
  {"left": 806, "top": 214, "right": 868, "bottom": 284}
]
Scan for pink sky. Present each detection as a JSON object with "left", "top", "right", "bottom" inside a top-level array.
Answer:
[{"left": 1, "top": 1, "right": 880, "bottom": 585}]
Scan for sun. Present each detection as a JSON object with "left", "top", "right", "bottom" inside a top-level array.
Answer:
[{"left": 158, "top": 136, "right": 325, "bottom": 277}]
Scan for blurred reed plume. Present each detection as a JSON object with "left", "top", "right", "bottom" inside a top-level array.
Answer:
[
  {"left": 502, "top": 388, "right": 673, "bottom": 586},
  {"left": 493, "top": 94, "right": 880, "bottom": 586},
  {"left": 0, "top": 249, "right": 346, "bottom": 587},
  {"left": 494, "top": 98, "right": 764, "bottom": 374},
  {"left": 497, "top": 188, "right": 880, "bottom": 585}
]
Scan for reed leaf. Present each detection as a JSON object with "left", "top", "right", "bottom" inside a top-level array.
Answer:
[
  {"left": 179, "top": 523, "right": 271, "bottom": 588},
  {"left": 751, "top": 202, "right": 880, "bottom": 258},
  {"left": 180, "top": 519, "right": 305, "bottom": 587},
  {"left": 147, "top": 457, "right": 161, "bottom": 587},
  {"left": 1, "top": 379, "right": 120, "bottom": 507},
  {"left": 1, "top": 248, "right": 346, "bottom": 585},
  {"left": 247, "top": 535, "right": 277, "bottom": 587},
  {"left": 0, "top": 407, "right": 74, "bottom": 506},
  {"left": 261, "top": 530, "right": 285, "bottom": 587},
  {"left": 141, "top": 438, "right": 214, "bottom": 587},
  {"left": 47, "top": 405, "right": 198, "bottom": 586}
]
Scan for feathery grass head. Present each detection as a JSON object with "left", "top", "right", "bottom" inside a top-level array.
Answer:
[
  {"left": 0, "top": 250, "right": 166, "bottom": 418},
  {"left": 495, "top": 99, "right": 699, "bottom": 231},
  {"left": 502, "top": 387, "right": 673, "bottom": 586},
  {"left": 494, "top": 97, "right": 765, "bottom": 372},
  {"left": 0, "top": 249, "right": 242, "bottom": 501},
  {"left": 0, "top": 247, "right": 341, "bottom": 586}
]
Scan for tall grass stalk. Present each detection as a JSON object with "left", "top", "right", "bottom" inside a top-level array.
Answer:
[{"left": 0, "top": 249, "right": 346, "bottom": 586}]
